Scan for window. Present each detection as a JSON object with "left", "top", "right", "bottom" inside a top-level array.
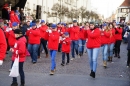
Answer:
[{"left": 121, "top": 8, "right": 130, "bottom": 13}]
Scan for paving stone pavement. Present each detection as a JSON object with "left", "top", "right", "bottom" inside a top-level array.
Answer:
[{"left": 0, "top": 43, "right": 130, "bottom": 86}]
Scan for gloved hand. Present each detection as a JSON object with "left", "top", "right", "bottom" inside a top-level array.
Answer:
[
  {"left": 0, "top": 60, "right": 3, "bottom": 65},
  {"left": 62, "top": 38, "right": 66, "bottom": 40},
  {"left": 63, "top": 41, "right": 66, "bottom": 44},
  {"left": 58, "top": 30, "right": 60, "bottom": 33},
  {"left": 48, "top": 30, "right": 52, "bottom": 33}
]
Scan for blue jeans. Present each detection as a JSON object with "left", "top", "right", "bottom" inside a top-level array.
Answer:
[
  {"left": 50, "top": 50, "right": 57, "bottom": 70},
  {"left": 108, "top": 43, "right": 114, "bottom": 57},
  {"left": 28, "top": 44, "right": 39, "bottom": 62},
  {"left": 78, "top": 39, "right": 86, "bottom": 54},
  {"left": 71, "top": 40, "right": 79, "bottom": 58},
  {"left": 87, "top": 48, "right": 100, "bottom": 72},
  {"left": 12, "top": 61, "right": 25, "bottom": 84},
  {"left": 101, "top": 44, "right": 108, "bottom": 61}
]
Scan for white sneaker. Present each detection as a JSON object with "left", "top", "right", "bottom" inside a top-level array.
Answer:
[
  {"left": 71, "top": 58, "right": 74, "bottom": 61},
  {"left": 9, "top": 69, "right": 11, "bottom": 72},
  {"left": 42, "top": 51, "right": 44, "bottom": 54},
  {"left": 127, "top": 66, "right": 129, "bottom": 68},
  {"left": 78, "top": 55, "right": 81, "bottom": 58}
]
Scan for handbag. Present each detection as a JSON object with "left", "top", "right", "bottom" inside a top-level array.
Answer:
[{"left": 9, "top": 55, "right": 19, "bottom": 77}]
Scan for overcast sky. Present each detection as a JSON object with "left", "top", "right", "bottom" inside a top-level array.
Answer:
[{"left": 91, "top": 0, "right": 124, "bottom": 18}]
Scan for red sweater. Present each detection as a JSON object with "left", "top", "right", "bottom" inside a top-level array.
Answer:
[
  {"left": 6, "top": 30, "right": 16, "bottom": 47},
  {"left": 0, "top": 29, "right": 7, "bottom": 60},
  {"left": 40, "top": 25, "right": 49, "bottom": 40},
  {"left": 12, "top": 36, "right": 27, "bottom": 62},
  {"left": 48, "top": 31, "right": 59, "bottom": 50},
  {"left": 101, "top": 30, "right": 111, "bottom": 45},
  {"left": 26, "top": 28, "right": 41, "bottom": 44},
  {"left": 87, "top": 28, "right": 101, "bottom": 49},
  {"left": 61, "top": 37, "right": 71, "bottom": 53},
  {"left": 10, "top": 11, "right": 20, "bottom": 24},
  {"left": 67, "top": 26, "right": 80, "bottom": 41},
  {"left": 79, "top": 28, "right": 86, "bottom": 40},
  {"left": 115, "top": 28, "right": 123, "bottom": 41},
  {"left": 109, "top": 29, "right": 115, "bottom": 44}
]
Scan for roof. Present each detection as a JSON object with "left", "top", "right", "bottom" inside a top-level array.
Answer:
[{"left": 120, "top": 0, "right": 130, "bottom": 7}]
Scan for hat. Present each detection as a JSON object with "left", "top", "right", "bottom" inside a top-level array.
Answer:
[
  {"left": 116, "top": 22, "right": 120, "bottom": 25},
  {"left": 64, "top": 32, "right": 69, "bottom": 36},
  {"left": 61, "top": 23, "right": 66, "bottom": 26},
  {"left": 32, "top": 23, "right": 36, "bottom": 26},
  {"left": 58, "top": 22, "right": 61, "bottom": 25},
  {"left": 41, "top": 20, "right": 45, "bottom": 23},
  {"left": 12, "top": 22, "right": 18, "bottom": 27},
  {"left": 14, "top": 29, "right": 22, "bottom": 34},
  {"left": 73, "top": 20, "right": 77, "bottom": 23},
  {"left": 51, "top": 24, "right": 57, "bottom": 29},
  {"left": 103, "top": 23, "right": 107, "bottom": 27},
  {"left": 90, "top": 22, "right": 95, "bottom": 25}
]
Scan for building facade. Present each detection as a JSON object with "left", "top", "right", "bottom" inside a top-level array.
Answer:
[
  {"left": 116, "top": 0, "right": 130, "bottom": 22},
  {"left": 24, "top": 0, "right": 91, "bottom": 23}
]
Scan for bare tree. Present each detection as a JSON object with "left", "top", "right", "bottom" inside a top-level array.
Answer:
[
  {"left": 78, "top": 6, "right": 87, "bottom": 22},
  {"left": 51, "top": 3, "right": 69, "bottom": 22}
]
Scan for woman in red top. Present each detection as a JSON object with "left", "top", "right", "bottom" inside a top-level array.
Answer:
[
  {"left": 86, "top": 22, "right": 101, "bottom": 78},
  {"left": 78, "top": 23, "right": 86, "bottom": 57},
  {"left": 39, "top": 20, "right": 49, "bottom": 58},
  {"left": 101, "top": 24, "right": 111, "bottom": 68},
  {"left": 107, "top": 23, "right": 115, "bottom": 62},
  {"left": 61, "top": 32, "right": 71, "bottom": 66},
  {"left": 10, "top": 29, "right": 26, "bottom": 86},
  {"left": 114, "top": 23, "right": 123, "bottom": 58},
  {"left": 26, "top": 23, "right": 40, "bottom": 64}
]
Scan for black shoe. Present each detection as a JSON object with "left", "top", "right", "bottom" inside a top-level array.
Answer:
[
  {"left": 11, "top": 82, "right": 18, "bottom": 86},
  {"left": 114, "top": 54, "right": 117, "bottom": 57},
  {"left": 20, "top": 84, "right": 25, "bottom": 86},
  {"left": 90, "top": 71, "right": 95, "bottom": 78},
  {"left": 90, "top": 70, "right": 93, "bottom": 76},
  {"left": 66, "top": 62, "right": 69, "bottom": 65},
  {"left": 118, "top": 55, "right": 120, "bottom": 58},
  {"left": 61, "top": 63, "right": 65, "bottom": 66},
  {"left": 32, "top": 61, "right": 37, "bottom": 64}
]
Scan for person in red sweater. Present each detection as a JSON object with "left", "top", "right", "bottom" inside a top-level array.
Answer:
[
  {"left": 86, "top": 22, "right": 101, "bottom": 78},
  {"left": 0, "top": 22, "right": 7, "bottom": 65},
  {"left": 61, "top": 32, "right": 71, "bottom": 66},
  {"left": 107, "top": 23, "right": 115, "bottom": 62},
  {"left": 10, "top": 11, "right": 20, "bottom": 24},
  {"left": 101, "top": 24, "right": 111, "bottom": 68},
  {"left": 67, "top": 20, "right": 80, "bottom": 60},
  {"left": 26, "top": 23, "right": 40, "bottom": 64},
  {"left": 114, "top": 23, "right": 123, "bottom": 58},
  {"left": 47, "top": 24, "right": 59, "bottom": 75},
  {"left": 78, "top": 23, "right": 86, "bottom": 57},
  {"left": 10, "top": 29, "right": 26, "bottom": 86},
  {"left": 38, "top": 20, "right": 49, "bottom": 58},
  {"left": 5, "top": 22, "right": 18, "bottom": 48}
]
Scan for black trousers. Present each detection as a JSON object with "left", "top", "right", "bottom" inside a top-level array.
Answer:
[
  {"left": 115, "top": 40, "right": 122, "bottom": 55},
  {"left": 12, "top": 61, "right": 25, "bottom": 84},
  {"left": 62, "top": 52, "right": 70, "bottom": 64},
  {"left": 38, "top": 38, "right": 48, "bottom": 56},
  {"left": 127, "top": 50, "right": 130, "bottom": 66}
]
